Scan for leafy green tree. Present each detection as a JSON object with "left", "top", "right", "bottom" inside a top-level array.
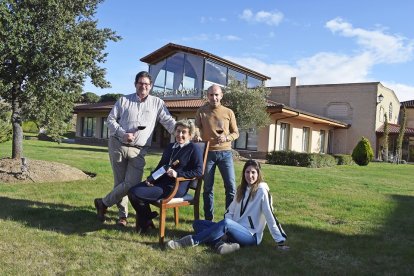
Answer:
[
  {"left": 396, "top": 106, "right": 407, "bottom": 162},
  {"left": 0, "top": 0, "right": 120, "bottom": 158},
  {"left": 382, "top": 114, "right": 389, "bottom": 162},
  {"left": 80, "top": 92, "right": 100, "bottom": 103},
  {"left": 351, "top": 137, "right": 374, "bottom": 166},
  {"left": 0, "top": 100, "right": 12, "bottom": 144},
  {"left": 99, "top": 93, "right": 123, "bottom": 102},
  {"left": 221, "top": 80, "right": 271, "bottom": 130}
]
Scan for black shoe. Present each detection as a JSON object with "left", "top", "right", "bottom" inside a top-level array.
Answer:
[{"left": 94, "top": 198, "right": 107, "bottom": 222}]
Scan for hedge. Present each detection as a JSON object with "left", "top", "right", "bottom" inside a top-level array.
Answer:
[{"left": 266, "top": 150, "right": 353, "bottom": 168}]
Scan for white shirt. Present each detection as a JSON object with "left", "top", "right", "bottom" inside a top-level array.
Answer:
[
  {"left": 107, "top": 93, "right": 176, "bottom": 147},
  {"left": 225, "top": 182, "right": 287, "bottom": 244}
]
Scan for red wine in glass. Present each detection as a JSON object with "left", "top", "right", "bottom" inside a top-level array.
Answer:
[
  {"left": 216, "top": 129, "right": 224, "bottom": 135},
  {"left": 137, "top": 126, "right": 146, "bottom": 130}
]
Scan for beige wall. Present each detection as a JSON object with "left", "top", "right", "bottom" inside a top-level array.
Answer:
[
  {"left": 257, "top": 115, "right": 334, "bottom": 154},
  {"left": 269, "top": 81, "right": 401, "bottom": 155},
  {"left": 404, "top": 107, "right": 414, "bottom": 128}
]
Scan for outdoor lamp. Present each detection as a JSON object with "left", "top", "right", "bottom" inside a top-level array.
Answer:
[{"left": 377, "top": 94, "right": 384, "bottom": 105}]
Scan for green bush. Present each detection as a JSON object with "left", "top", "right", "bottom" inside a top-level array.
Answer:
[
  {"left": 334, "top": 154, "right": 354, "bottom": 165},
  {"left": 266, "top": 150, "right": 337, "bottom": 168},
  {"left": 22, "top": 121, "right": 39, "bottom": 133},
  {"left": 351, "top": 137, "right": 374, "bottom": 166}
]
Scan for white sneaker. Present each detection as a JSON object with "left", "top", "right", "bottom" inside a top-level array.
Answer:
[
  {"left": 215, "top": 241, "right": 240, "bottom": 254},
  {"left": 166, "top": 235, "right": 194, "bottom": 250}
]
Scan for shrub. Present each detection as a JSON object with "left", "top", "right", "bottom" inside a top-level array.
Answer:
[
  {"left": 266, "top": 150, "right": 337, "bottom": 168},
  {"left": 22, "top": 121, "right": 39, "bottom": 133},
  {"left": 351, "top": 137, "right": 374, "bottom": 166},
  {"left": 334, "top": 154, "right": 354, "bottom": 165}
]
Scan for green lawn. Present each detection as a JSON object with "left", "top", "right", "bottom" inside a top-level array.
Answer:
[{"left": 0, "top": 140, "right": 413, "bottom": 275}]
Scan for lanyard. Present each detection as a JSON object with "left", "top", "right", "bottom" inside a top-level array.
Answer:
[
  {"left": 240, "top": 189, "right": 252, "bottom": 217},
  {"left": 169, "top": 145, "right": 183, "bottom": 165}
]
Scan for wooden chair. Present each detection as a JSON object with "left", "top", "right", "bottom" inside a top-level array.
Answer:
[{"left": 150, "top": 141, "right": 209, "bottom": 245}]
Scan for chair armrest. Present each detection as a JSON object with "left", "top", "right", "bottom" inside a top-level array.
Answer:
[{"left": 161, "top": 176, "right": 198, "bottom": 204}]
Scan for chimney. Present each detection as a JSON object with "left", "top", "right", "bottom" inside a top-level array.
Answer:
[{"left": 289, "top": 77, "right": 298, "bottom": 108}]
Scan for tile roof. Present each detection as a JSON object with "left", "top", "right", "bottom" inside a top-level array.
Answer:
[
  {"left": 73, "top": 101, "right": 116, "bottom": 112},
  {"left": 376, "top": 123, "right": 414, "bottom": 134},
  {"left": 401, "top": 100, "right": 414, "bottom": 108}
]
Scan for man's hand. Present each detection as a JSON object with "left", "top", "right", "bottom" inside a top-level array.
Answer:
[
  {"left": 123, "top": 133, "right": 135, "bottom": 143},
  {"left": 145, "top": 179, "right": 154, "bottom": 187},
  {"left": 193, "top": 135, "right": 202, "bottom": 142},
  {"left": 217, "top": 135, "right": 227, "bottom": 144}
]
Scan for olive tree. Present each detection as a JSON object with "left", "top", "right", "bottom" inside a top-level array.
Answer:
[{"left": 0, "top": 0, "right": 120, "bottom": 158}]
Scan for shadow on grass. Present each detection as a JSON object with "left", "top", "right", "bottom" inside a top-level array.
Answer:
[
  {"left": 0, "top": 196, "right": 127, "bottom": 235},
  {"left": 1, "top": 194, "right": 413, "bottom": 274},
  {"left": 31, "top": 144, "right": 109, "bottom": 153}
]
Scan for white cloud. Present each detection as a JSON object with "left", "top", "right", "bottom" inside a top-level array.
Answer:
[
  {"left": 224, "top": 18, "right": 414, "bottom": 102},
  {"left": 326, "top": 17, "right": 414, "bottom": 63},
  {"left": 382, "top": 82, "right": 414, "bottom": 102},
  {"left": 200, "top": 16, "right": 227, "bottom": 23},
  {"left": 240, "top": 9, "right": 283, "bottom": 26}
]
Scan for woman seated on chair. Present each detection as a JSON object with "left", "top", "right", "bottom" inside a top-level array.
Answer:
[
  {"left": 128, "top": 119, "right": 203, "bottom": 233},
  {"left": 167, "top": 159, "right": 289, "bottom": 254}
]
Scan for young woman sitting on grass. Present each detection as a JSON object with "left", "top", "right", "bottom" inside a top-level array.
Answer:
[{"left": 167, "top": 159, "right": 289, "bottom": 254}]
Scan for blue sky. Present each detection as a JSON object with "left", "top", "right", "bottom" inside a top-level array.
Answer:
[{"left": 84, "top": 0, "right": 414, "bottom": 102}]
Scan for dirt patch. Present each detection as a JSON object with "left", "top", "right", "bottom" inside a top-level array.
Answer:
[{"left": 0, "top": 158, "right": 90, "bottom": 183}]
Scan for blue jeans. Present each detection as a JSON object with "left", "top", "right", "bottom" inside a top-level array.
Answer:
[
  {"left": 203, "top": 150, "right": 236, "bottom": 220},
  {"left": 192, "top": 219, "right": 257, "bottom": 246}
]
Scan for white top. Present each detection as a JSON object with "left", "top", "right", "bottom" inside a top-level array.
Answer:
[
  {"left": 225, "top": 182, "right": 287, "bottom": 244},
  {"left": 107, "top": 93, "right": 176, "bottom": 147}
]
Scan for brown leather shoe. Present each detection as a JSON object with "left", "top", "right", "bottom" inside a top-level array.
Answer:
[
  {"left": 94, "top": 198, "right": 107, "bottom": 222},
  {"left": 117, "top": 217, "right": 127, "bottom": 227}
]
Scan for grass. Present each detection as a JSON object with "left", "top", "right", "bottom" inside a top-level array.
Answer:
[{"left": 0, "top": 140, "right": 414, "bottom": 275}]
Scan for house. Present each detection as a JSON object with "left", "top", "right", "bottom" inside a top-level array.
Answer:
[{"left": 74, "top": 43, "right": 413, "bottom": 161}]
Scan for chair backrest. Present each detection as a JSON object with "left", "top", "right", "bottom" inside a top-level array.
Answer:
[{"left": 189, "top": 141, "right": 209, "bottom": 190}]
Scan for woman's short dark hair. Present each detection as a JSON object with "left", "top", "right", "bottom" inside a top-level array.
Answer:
[{"left": 134, "top": 71, "right": 152, "bottom": 84}]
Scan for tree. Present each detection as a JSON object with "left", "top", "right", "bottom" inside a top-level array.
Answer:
[
  {"left": 396, "top": 106, "right": 407, "bottom": 163},
  {"left": 99, "top": 93, "right": 123, "bottom": 102},
  {"left": 0, "top": 0, "right": 120, "bottom": 158},
  {"left": 221, "top": 79, "right": 271, "bottom": 130},
  {"left": 351, "top": 137, "right": 374, "bottom": 166},
  {"left": 382, "top": 114, "right": 389, "bottom": 162},
  {"left": 0, "top": 100, "right": 12, "bottom": 144},
  {"left": 80, "top": 92, "right": 100, "bottom": 103}
]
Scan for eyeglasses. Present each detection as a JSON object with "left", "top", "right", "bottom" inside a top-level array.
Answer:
[{"left": 137, "top": 82, "right": 151, "bottom": 86}]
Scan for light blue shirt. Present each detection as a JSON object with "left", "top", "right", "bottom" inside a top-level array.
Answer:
[{"left": 107, "top": 93, "right": 176, "bottom": 147}]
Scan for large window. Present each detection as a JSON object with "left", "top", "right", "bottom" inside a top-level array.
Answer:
[
  {"left": 149, "top": 52, "right": 265, "bottom": 98},
  {"left": 235, "top": 129, "right": 257, "bottom": 150},
  {"left": 279, "top": 123, "right": 290, "bottom": 151},
  {"left": 328, "top": 130, "right": 334, "bottom": 154},
  {"left": 228, "top": 69, "right": 246, "bottom": 85},
  {"left": 82, "top": 117, "right": 96, "bottom": 137},
  {"left": 247, "top": 76, "right": 263, "bottom": 88},
  {"left": 379, "top": 106, "right": 385, "bottom": 122},
  {"left": 204, "top": 60, "right": 227, "bottom": 87},
  {"left": 101, "top": 118, "right": 109, "bottom": 139},
  {"left": 302, "top": 127, "right": 310, "bottom": 152},
  {"left": 150, "top": 53, "right": 203, "bottom": 97},
  {"left": 319, "top": 130, "right": 326, "bottom": 153}
]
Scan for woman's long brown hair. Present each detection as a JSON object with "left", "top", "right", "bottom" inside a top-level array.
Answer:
[{"left": 236, "top": 159, "right": 263, "bottom": 202}]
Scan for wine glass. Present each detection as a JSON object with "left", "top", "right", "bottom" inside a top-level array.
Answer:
[{"left": 216, "top": 120, "right": 224, "bottom": 145}]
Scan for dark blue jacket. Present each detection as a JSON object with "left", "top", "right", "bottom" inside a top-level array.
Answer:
[{"left": 151, "top": 142, "right": 203, "bottom": 197}]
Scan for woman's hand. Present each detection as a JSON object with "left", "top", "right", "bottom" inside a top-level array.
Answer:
[
  {"left": 166, "top": 168, "right": 177, "bottom": 178},
  {"left": 145, "top": 179, "right": 154, "bottom": 187}
]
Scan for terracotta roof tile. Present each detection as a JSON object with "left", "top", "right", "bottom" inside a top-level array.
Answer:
[{"left": 376, "top": 123, "right": 414, "bottom": 134}]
